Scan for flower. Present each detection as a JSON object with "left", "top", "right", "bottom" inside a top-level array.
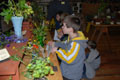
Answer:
[{"left": 33, "top": 44, "right": 39, "bottom": 49}]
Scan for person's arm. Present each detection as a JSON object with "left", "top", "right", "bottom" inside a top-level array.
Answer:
[
  {"left": 86, "top": 50, "right": 99, "bottom": 63},
  {"left": 54, "top": 41, "right": 67, "bottom": 49},
  {"left": 56, "top": 42, "right": 80, "bottom": 64}
]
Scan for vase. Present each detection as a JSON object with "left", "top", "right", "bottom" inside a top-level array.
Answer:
[
  {"left": 32, "top": 52, "right": 38, "bottom": 59},
  {"left": 11, "top": 16, "right": 23, "bottom": 39}
]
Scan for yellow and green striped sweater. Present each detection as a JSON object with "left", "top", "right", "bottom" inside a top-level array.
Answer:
[{"left": 55, "top": 31, "right": 88, "bottom": 80}]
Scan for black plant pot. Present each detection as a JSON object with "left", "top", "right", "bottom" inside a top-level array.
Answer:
[{"left": 34, "top": 77, "right": 48, "bottom": 80}]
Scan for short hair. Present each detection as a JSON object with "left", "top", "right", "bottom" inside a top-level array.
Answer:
[
  {"left": 63, "top": 15, "right": 81, "bottom": 33},
  {"left": 87, "top": 40, "right": 97, "bottom": 49},
  {"left": 55, "top": 11, "right": 63, "bottom": 16},
  {"left": 60, "top": 13, "right": 69, "bottom": 22}
]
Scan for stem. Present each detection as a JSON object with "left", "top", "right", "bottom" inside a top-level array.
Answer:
[
  {"left": 20, "top": 59, "right": 27, "bottom": 66},
  {"left": 11, "top": 0, "right": 17, "bottom": 16}
]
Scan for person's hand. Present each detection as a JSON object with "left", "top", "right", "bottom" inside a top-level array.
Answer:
[
  {"left": 47, "top": 41, "right": 55, "bottom": 48},
  {"left": 57, "top": 29, "right": 64, "bottom": 39},
  {"left": 51, "top": 47, "right": 58, "bottom": 53},
  {"left": 58, "top": 32, "right": 63, "bottom": 39}
]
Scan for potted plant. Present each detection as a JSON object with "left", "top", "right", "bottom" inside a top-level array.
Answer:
[
  {"left": 24, "top": 57, "right": 54, "bottom": 80},
  {"left": 0, "top": 0, "right": 33, "bottom": 41}
]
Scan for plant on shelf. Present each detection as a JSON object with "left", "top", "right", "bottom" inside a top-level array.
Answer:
[
  {"left": 0, "top": 0, "right": 34, "bottom": 41},
  {"left": 0, "top": 0, "right": 33, "bottom": 24},
  {"left": 97, "top": 0, "right": 108, "bottom": 17}
]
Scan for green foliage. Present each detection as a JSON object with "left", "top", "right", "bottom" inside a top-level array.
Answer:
[
  {"left": 97, "top": 0, "right": 108, "bottom": 15},
  {"left": 25, "top": 57, "right": 54, "bottom": 79},
  {"left": 31, "top": 1, "right": 45, "bottom": 25},
  {"left": 33, "top": 23, "right": 47, "bottom": 47},
  {"left": 10, "top": 54, "right": 26, "bottom": 65},
  {"left": 9, "top": 76, "right": 12, "bottom": 80},
  {"left": 0, "top": 0, "right": 34, "bottom": 24}
]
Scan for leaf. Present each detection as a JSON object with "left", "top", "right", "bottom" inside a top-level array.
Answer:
[
  {"left": 10, "top": 55, "right": 20, "bottom": 61},
  {"left": 50, "top": 69, "right": 54, "bottom": 75},
  {"left": 24, "top": 72, "right": 32, "bottom": 79}
]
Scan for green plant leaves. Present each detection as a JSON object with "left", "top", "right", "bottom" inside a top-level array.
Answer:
[
  {"left": 10, "top": 54, "right": 20, "bottom": 61},
  {"left": 0, "top": 0, "right": 34, "bottom": 24},
  {"left": 24, "top": 72, "right": 33, "bottom": 79},
  {"left": 0, "top": 9, "right": 13, "bottom": 24},
  {"left": 25, "top": 57, "right": 54, "bottom": 79}
]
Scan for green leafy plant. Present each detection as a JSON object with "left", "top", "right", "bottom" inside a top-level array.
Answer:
[
  {"left": 33, "top": 23, "right": 47, "bottom": 47},
  {"left": 31, "top": 1, "right": 45, "bottom": 25},
  {"left": 0, "top": 0, "right": 34, "bottom": 24},
  {"left": 97, "top": 0, "right": 108, "bottom": 16},
  {"left": 10, "top": 54, "right": 26, "bottom": 65},
  {"left": 24, "top": 57, "right": 54, "bottom": 80}
]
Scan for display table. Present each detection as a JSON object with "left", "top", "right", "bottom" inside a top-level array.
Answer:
[
  {"left": 90, "top": 23, "right": 120, "bottom": 42},
  {"left": 90, "top": 23, "right": 120, "bottom": 52}
]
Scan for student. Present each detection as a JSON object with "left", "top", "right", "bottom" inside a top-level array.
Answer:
[
  {"left": 48, "top": 15, "right": 88, "bottom": 80},
  {"left": 82, "top": 40, "right": 101, "bottom": 79},
  {"left": 57, "top": 12, "right": 69, "bottom": 41},
  {"left": 53, "top": 11, "right": 63, "bottom": 41},
  {"left": 54, "top": 12, "right": 69, "bottom": 41}
]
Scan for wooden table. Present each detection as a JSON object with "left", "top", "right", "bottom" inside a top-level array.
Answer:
[
  {"left": 90, "top": 23, "right": 120, "bottom": 52},
  {"left": 91, "top": 23, "right": 120, "bottom": 42}
]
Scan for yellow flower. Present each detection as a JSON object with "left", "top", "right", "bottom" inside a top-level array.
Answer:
[
  {"left": 12, "top": 46, "right": 15, "bottom": 49},
  {"left": 29, "top": 39, "right": 31, "bottom": 41},
  {"left": 34, "top": 40, "right": 36, "bottom": 42},
  {"left": 47, "top": 57, "right": 50, "bottom": 60}
]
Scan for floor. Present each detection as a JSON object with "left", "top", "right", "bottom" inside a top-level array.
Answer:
[{"left": 87, "top": 27, "right": 120, "bottom": 80}]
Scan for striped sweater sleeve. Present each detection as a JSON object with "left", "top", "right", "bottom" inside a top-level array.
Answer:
[{"left": 56, "top": 42, "right": 80, "bottom": 64}]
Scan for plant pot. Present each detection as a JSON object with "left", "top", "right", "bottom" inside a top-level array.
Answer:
[
  {"left": 11, "top": 16, "right": 23, "bottom": 39},
  {"left": 34, "top": 77, "right": 48, "bottom": 80}
]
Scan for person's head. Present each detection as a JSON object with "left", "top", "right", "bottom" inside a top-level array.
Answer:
[
  {"left": 87, "top": 40, "right": 97, "bottom": 49},
  {"left": 62, "top": 15, "right": 81, "bottom": 34},
  {"left": 60, "top": 12, "right": 69, "bottom": 22},
  {"left": 56, "top": 11, "right": 63, "bottom": 21}
]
